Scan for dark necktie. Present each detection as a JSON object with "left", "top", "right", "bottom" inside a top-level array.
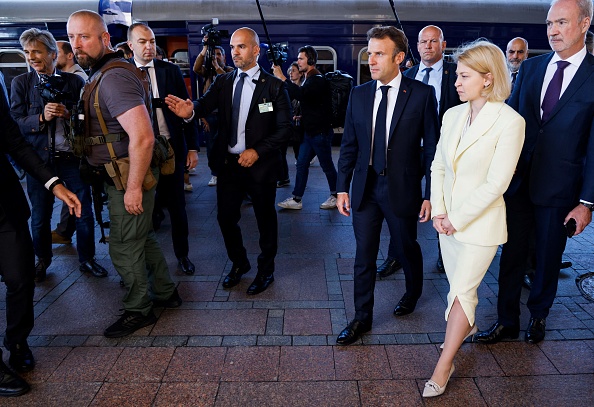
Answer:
[
  {"left": 230, "top": 72, "right": 247, "bottom": 148},
  {"left": 140, "top": 66, "right": 160, "bottom": 135},
  {"left": 511, "top": 71, "right": 518, "bottom": 85},
  {"left": 373, "top": 85, "right": 390, "bottom": 174},
  {"left": 422, "top": 67, "right": 433, "bottom": 84},
  {"left": 541, "top": 60, "right": 570, "bottom": 122}
]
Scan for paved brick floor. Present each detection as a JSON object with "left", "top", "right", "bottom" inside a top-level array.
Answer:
[{"left": 2, "top": 148, "right": 594, "bottom": 406}]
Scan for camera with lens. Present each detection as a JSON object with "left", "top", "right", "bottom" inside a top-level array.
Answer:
[
  {"left": 266, "top": 42, "right": 288, "bottom": 66},
  {"left": 201, "top": 18, "right": 229, "bottom": 47},
  {"left": 35, "top": 75, "right": 67, "bottom": 104}
]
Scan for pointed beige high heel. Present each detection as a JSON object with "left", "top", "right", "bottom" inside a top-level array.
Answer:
[{"left": 423, "top": 363, "right": 455, "bottom": 398}]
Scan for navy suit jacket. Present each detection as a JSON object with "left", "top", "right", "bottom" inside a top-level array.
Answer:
[
  {"left": 337, "top": 75, "right": 439, "bottom": 217},
  {"left": 10, "top": 70, "right": 84, "bottom": 162},
  {"left": 191, "top": 68, "right": 292, "bottom": 183},
  {"left": 151, "top": 59, "right": 200, "bottom": 163},
  {"left": 0, "top": 72, "right": 54, "bottom": 225},
  {"left": 507, "top": 52, "right": 594, "bottom": 206},
  {"left": 403, "top": 61, "right": 461, "bottom": 127}
]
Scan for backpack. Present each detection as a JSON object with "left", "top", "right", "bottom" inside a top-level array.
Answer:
[{"left": 324, "top": 70, "right": 353, "bottom": 128}]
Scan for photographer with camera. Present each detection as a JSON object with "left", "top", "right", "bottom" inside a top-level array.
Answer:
[
  {"left": 10, "top": 28, "right": 107, "bottom": 282},
  {"left": 193, "top": 24, "right": 234, "bottom": 187},
  {"left": 273, "top": 46, "right": 338, "bottom": 210}
]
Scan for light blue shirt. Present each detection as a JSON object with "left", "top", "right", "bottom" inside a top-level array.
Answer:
[
  {"left": 414, "top": 58, "right": 443, "bottom": 114},
  {"left": 228, "top": 64, "right": 261, "bottom": 154}
]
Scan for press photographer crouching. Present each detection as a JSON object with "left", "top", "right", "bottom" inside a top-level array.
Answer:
[{"left": 10, "top": 28, "right": 108, "bottom": 282}]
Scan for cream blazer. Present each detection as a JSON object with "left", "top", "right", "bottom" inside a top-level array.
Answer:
[{"left": 430, "top": 101, "right": 525, "bottom": 246}]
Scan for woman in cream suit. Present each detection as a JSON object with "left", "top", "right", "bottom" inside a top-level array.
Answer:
[{"left": 423, "top": 40, "right": 525, "bottom": 397}]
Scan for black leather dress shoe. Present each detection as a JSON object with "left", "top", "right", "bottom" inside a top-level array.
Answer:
[
  {"left": 153, "top": 287, "right": 183, "bottom": 308},
  {"left": 522, "top": 273, "right": 534, "bottom": 290},
  {"left": 178, "top": 257, "right": 195, "bottom": 275},
  {"left": 525, "top": 317, "right": 546, "bottom": 344},
  {"left": 474, "top": 321, "right": 520, "bottom": 344},
  {"left": 247, "top": 274, "right": 274, "bottom": 295},
  {"left": 80, "top": 259, "right": 108, "bottom": 278},
  {"left": 222, "top": 262, "right": 251, "bottom": 288},
  {"left": 336, "top": 320, "right": 371, "bottom": 345},
  {"left": 393, "top": 295, "right": 417, "bottom": 316},
  {"left": 0, "top": 350, "right": 30, "bottom": 397},
  {"left": 34, "top": 258, "right": 51, "bottom": 282},
  {"left": 377, "top": 257, "right": 402, "bottom": 278},
  {"left": 3, "top": 339, "right": 35, "bottom": 373}
]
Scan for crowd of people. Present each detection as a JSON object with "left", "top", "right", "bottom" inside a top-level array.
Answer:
[{"left": 0, "top": 0, "right": 593, "bottom": 398}]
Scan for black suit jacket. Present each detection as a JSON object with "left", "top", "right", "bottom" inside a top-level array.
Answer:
[
  {"left": 337, "top": 76, "right": 439, "bottom": 217},
  {"left": 507, "top": 52, "right": 594, "bottom": 206},
  {"left": 192, "top": 68, "right": 292, "bottom": 183},
  {"left": 10, "top": 70, "right": 84, "bottom": 162},
  {"left": 147, "top": 59, "right": 200, "bottom": 163},
  {"left": 403, "top": 61, "right": 461, "bottom": 126},
  {"left": 0, "top": 72, "right": 54, "bottom": 225}
]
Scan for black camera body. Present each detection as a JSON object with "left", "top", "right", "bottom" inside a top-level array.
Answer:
[
  {"left": 35, "top": 75, "right": 67, "bottom": 104},
  {"left": 267, "top": 42, "right": 288, "bottom": 66},
  {"left": 201, "top": 18, "right": 229, "bottom": 47}
]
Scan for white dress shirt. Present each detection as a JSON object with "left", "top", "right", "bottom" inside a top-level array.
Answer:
[
  {"left": 229, "top": 64, "right": 261, "bottom": 154},
  {"left": 135, "top": 60, "right": 170, "bottom": 139},
  {"left": 370, "top": 73, "right": 402, "bottom": 165}
]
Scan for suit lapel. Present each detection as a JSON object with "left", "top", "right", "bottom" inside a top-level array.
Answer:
[
  {"left": 225, "top": 71, "right": 236, "bottom": 124},
  {"left": 545, "top": 53, "right": 594, "bottom": 122},
  {"left": 248, "top": 73, "right": 269, "bottom": 117},
  {"left": 445, "top": 103, "right": 470, "bottom": 164},
  {"left": 365, "top": 81, "right": 376, "bottom": 151},
  {"left": 388, "top": 78, "right": 410, "bottom": 139},
  {"left": 154, "top": 60, "right": 166, "bottom": 96},
  {"left": 455, "top": 102, "right": 501, "bottom": 160},
  {"left": 533, "top": 54, "right": 553, "bottom": 122}
]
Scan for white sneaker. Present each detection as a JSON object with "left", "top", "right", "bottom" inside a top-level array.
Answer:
[
  {"left": 208, "top": 176, "right": 217, "bottom": 186},
  {"left": 277, "top": 197, "right": 302, "bottom": 210},
  {"left": 184, "top": 183, "right": 193, "bottom": 192},
  {"left": 320, "top": 195, "right": 337, "bottom": 209}
]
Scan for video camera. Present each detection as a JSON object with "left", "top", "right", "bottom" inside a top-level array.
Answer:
[
  {"left": 201, "top": 18, "right": 229, "bottom": 47},
  {"left": 266, "top": 41, "right": 288, "bottom": 66},
  {"left": 35, "top": 74, "right": 67, "bottom": 104}
]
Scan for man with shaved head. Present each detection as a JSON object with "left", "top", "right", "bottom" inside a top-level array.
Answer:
[
  {"left": 166, "top": 27, "right": 292, "bottom": 295},
  {"left": 506, "top": 37, "right": 529, "bottom": 87},
  {"left": 67, "top": 10, "right": 180, "bottom": 338}
]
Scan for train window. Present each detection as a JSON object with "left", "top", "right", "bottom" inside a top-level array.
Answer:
[
  {"left": 358, "top": 47, "right": 371, "bottom": 85},
  {"left": 0, "top": 49, "right": 29, "bottom": 97},
  {"left": 312, "top": 46, "right": 336, "bottom": 74},
  {"left": 170, "top": 49, "right": 190, "bottom": 77}
]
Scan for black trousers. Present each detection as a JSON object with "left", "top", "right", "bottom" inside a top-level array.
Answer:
[
  {"left": 352, "top": 171, "right": 423, "bottom": 324},
  {"left": 498, "top": 177, "right": 570, "bottom": 327},
  {"left": 154, "top": 159, "right": 189, "bottom": 259},
  {"left": 0, "top": 216, "right": 35, "bottom": 347},
  {"left": 216, "top": 155, "right": 278, "bottom": 276}
]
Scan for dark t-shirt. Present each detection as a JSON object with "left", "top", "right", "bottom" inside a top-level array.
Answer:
[{"left": 86, "top": 59, "right": 147, "bottom": 166}]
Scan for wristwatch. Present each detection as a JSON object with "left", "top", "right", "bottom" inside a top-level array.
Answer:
[
  {"left": 581, "top": 202, "right": 594, "bottom": 211},
  {"left": 48, "top": 179, "right": 64, "bottom": 192}
]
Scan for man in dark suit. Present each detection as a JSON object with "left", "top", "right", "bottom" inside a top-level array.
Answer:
[
  {"left": 475, "top": 0, "right": 594, "bottom": 345},
  {"left": 10, "top": 28, "right": 107, "bottom": 282},
  {"left": 335, "top": 26, "right": 439, "bottom": 345},
  {"left": 127, "top": 22, "right": 200, "bottom": 275},
  {"left": 0, "top": 71, "right": 81, "bottom": 396},
  {"left": 375, "top": 25, "right": 461, "bottom": 278},
  {"left": 166, "top": 27, "right": 292, "bottom": 295}
]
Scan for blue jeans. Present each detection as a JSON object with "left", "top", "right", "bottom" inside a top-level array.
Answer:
[
  {"left": 292, "top": 128, "right": 337, "bottom": 198},
  {"left": 27, "top": 157, "right": 95, "bottom": 263}
]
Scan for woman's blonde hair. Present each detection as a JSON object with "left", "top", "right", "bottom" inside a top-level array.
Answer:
[{"left": 454, "top": 39, "right": 511, "bottom": 102}]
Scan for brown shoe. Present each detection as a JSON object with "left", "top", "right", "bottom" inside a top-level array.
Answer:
[{"left": 51, "top": 230, "right": 72, "bottom": 245}]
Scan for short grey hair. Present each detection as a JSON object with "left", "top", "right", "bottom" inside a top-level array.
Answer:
[{"left": 19, "top": 28, "right": 58, "bottom": 55}]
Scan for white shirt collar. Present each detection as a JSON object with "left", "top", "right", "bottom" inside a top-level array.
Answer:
[
  {"left": 238, "top": 64, "right": 261, "bottom": 81},
  {"left": 135, "top": 59, "right": 155, "bottom": 69},
  {"left": 375, "top": 71, "right": 402, "bottom": 92},
  {"left": 549, "top": 46, "right": 587, "bottom": 68},
  {"left": 419, "top": 58, "right": 444, "bottom": 73}
]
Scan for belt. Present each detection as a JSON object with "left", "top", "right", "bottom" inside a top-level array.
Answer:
[{"left": 53, "top": 151, "right": 78, "bottom": 160}]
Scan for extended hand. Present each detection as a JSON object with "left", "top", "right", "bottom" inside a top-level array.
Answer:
[{"left": 165, "top": 95, "right": 194, "bottom": 120}]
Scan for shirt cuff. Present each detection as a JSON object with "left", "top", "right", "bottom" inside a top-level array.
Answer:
[
  {"left": 45, "top": 177, "right": 60, "bottom": 191},
  {"left": 580, "top": 199, "right": 593, "bottom": 205},
  {"left": 183, "top": 111, "right": 195, "bottom": 123}
]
